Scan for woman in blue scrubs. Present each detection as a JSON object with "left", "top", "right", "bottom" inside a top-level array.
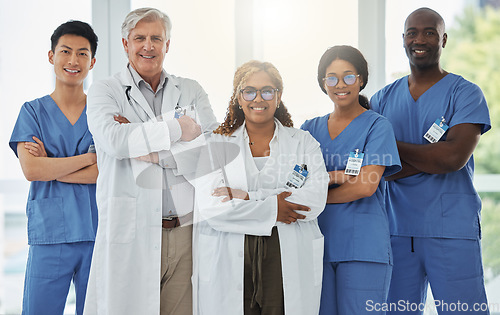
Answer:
[{"left": 301, "top": 45, "right": 401, "bottom": 315}]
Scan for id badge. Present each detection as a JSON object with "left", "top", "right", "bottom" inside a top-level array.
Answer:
[
  {"left": 285, "top": 164, "right": 308, "bottom": 188},
  {"left": 87, "top": 144, "right": 96, "bottom": 153},
  {"left": 345, "top": 149, "right": 364, "bottom": 176},
  {"left": 424, "top": 117, "right": 449, "bottom": 143},
  {"left": 174, "top": 103, "right": 198, "bottom": 123},
  {"left": 174, "top": 104, "right": 185, "bottom": 119},
  {"left": 87, "top": 139, "right": 96, "bottom": 153}
]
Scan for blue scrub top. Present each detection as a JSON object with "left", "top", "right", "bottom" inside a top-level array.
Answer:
[
  {"left": 302, "top": 110, "right": 401, "bottom": 263},
  {"left": 371, "top": 74, "right": 491, "bottom": 239},
  {"left": 10, "top": 95, "right": 98, "bottom": 245}
]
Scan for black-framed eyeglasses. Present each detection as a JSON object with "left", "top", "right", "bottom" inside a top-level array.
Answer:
[
  {"left": 240, "top": 87, "right": 279, "bottom": 101},
  {"left": 323, "top": 74, "right": 360, "bottom": 87}
]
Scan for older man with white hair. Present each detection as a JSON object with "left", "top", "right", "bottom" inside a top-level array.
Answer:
[{"left": 84, "top": 7, "right": 218, "bottom": 315}]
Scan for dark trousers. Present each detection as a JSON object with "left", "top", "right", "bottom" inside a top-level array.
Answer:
[{"left": 244, "top": 226, "right": 285, "bottom": 315}]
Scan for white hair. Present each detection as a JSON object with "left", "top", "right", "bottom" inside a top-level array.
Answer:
[{"left": 121, "top": 7, "right": 172, "bottom": 40}]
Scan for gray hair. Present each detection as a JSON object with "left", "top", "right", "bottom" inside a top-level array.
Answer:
[{"left": 121, "top": 7, "right": 172, "bottom": 40}]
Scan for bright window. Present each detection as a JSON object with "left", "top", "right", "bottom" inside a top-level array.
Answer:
[{"left": 0, "top": 2, "right": 92, "bottom": 313}]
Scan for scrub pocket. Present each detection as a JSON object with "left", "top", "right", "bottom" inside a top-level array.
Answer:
[
  {"left": 441, "top": 238, "right": 484, "bottom": 281},
  {"left": 353, "top": 213, "right": 391, "bottom": 263},
  {"left": 441, "top": 193, "right": 481, "bottom": 238},
  {"left": 27, "top": 244, "right": 63, "bottom": 279},
  {"left": 27, "top": 197, "right": 65, "bottom": 243},
  {"left": 107, "top": 197, "right": 137, "bottom": 244}
]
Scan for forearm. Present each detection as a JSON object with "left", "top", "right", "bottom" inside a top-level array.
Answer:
[
  {"left": 396, "top": 123, "right": 481, "bottom": 174},
  {"left": 385, "top": 161, "right": 420, "bottom": 181},
  {"left": 93, "top": 120, "right": 172, "bottom": 159},
  {"left": 248, "top": 188, "right": 284, "bottom": 201},
  {"left": 327, "top": 183, "right": 371, "bottom": 204},
  {"left": 200, "top": 195, "right": 278, "bottom": 236},
  {"left": 87, "top": 84, "right": 173, "bottom": 159},
  {"left": 56, "top": 164, "right": 98, "bottom": 184},
  {"left": 398, "top": 141, "right": 464, "bottom": 174},
  {"left": 329, "top": 170, "right": 352, "bottom": 185},
  {"left": 326, "top": 165, "right": 384, "bottom": 204},
  {"left": 19, "top": 143, "right": 96, "bottom": 181}
]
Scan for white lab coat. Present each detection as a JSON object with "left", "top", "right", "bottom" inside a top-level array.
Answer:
[
  {"left": 84, "top": 66, "right": 218, "bottom": 315},
  {"left": 190, "top": 120, "right": 329, "bottom": 315}
]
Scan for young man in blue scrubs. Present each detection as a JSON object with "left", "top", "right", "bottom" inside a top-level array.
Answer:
[
  {"left": 9, "top": 21, "right": 98, "bottom": 315},
  {"left": 371, "top": 8, "right": 490, "bottom": 314}
]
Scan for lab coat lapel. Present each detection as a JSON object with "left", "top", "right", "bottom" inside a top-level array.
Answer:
[
  {"left": 161, "top": 74, "right": 181, "bottom": 120},
  {"left": 118, "top": 68, "right": 156, "bottom": 121},
  {"left": 276, "top": 120, "right": 299, "bottom": 185},
  {"left": 221, "top": 127, "right": 249, "bottom": 191}
]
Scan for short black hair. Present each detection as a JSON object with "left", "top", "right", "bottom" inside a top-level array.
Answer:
[{"left": 51, "top": 20, "right": 98, "bottom": 58}]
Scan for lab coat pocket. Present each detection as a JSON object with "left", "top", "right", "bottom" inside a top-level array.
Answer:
[
  {"left": 27, "top": 197, "right": 65, "bottom": 243},
  {"left": 198, "top": 233, "right": 217, "bottom": 282},
  {"left": 312, "top": 236, "right": 324, "bottom": 286},
  {"left": 107, "top": 197, "right": 137, "bottom": 244}
]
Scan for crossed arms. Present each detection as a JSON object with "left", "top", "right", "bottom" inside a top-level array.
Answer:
[
  {"left": 386, "top": 123, "right": 481, "bottom": 181},
  {"left": 17, "top": 136, "right": 98, "bottom": 184}
]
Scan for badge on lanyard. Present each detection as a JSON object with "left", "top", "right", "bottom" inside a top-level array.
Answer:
[
  {"left": 285, "top": 164, "right": 308, "bottom": 188},
  {"left": 345, "top": 149, "right": 364, "bottom": 176},
  {"left": 424, "top": 117, "right": 449, "bottom": 143}
]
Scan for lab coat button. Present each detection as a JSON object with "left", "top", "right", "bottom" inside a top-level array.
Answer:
[
  {"left": 154, "top": 244, "right": 159, "bottom": 250},
  {"left": 237, "top": 284, "right": 242, "bottom": 290},
  {"left": 238, "top": 251, "right": 244, "bottom": 257}
]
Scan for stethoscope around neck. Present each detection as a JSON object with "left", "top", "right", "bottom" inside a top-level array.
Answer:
[
  {"left": 126, "top": 85, "right": 185, "bottom": 119},
  {"left": 125, "top": 85, "right": 152, "bottom": 122},
  {"left": 123, "top": 85, "right": 154, "bottom": 153}
]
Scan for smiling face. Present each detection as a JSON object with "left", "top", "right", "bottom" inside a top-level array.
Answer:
[
  {"left": 324, "top": 59, "right": 363, "bottom": 109},
  {"left": 122, "top": 19, "right": 170, "bottom": 85},
  {"left": 403, "top": 9, "right": 447, "bottom": 70},
  {"left": 238, "top": 71, "right": 281, "bottom": 129},
  {"left": 48, "top": 34, "right": 95, "bottom": 87}
]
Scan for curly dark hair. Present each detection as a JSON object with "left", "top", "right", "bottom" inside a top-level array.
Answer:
[{"left": 214, "top": 60, "right": 293, "bottom": 135}]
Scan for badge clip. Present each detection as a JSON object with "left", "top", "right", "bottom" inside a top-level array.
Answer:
[
  {"left": 345, "top": 149, "right": 364, "bottom": 176},
  {"left": 285, "top": 164, "right": 309, "bottom": 189},
  {"left": 424, "top": 116, "right": 449, "bottom": 143}
]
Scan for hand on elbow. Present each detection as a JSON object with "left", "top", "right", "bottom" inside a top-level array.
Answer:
[{"left": 276, "top": 191, "right": 310, "bottom": 224}]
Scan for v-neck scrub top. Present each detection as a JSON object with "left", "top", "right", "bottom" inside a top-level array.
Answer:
[
  {"left": 9, "top": 95, "right": 98, "bottom": 245},
  {"left": 301, "top": 110, "right": 401, "bottom": 263},
  {"left": 371, "top": 74, "right": 491, "bottom": 239}
]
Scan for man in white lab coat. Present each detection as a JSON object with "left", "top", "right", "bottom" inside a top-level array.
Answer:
[{"left": 84, "top": 7, "right": 218, "bottom": 315}]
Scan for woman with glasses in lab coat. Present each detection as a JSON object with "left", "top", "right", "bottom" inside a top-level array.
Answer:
[{"left": 190, "top": 60, "right": 329, "bottom": 315}]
